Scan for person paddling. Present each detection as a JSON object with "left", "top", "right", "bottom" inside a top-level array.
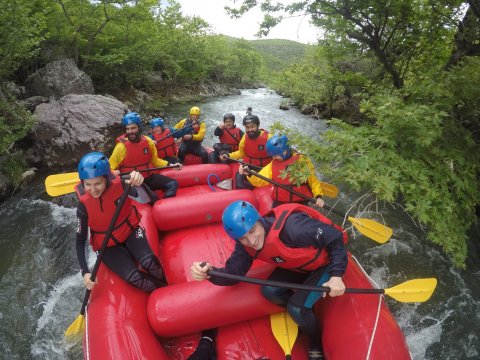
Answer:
[
  {"left": 174, "top": 106, "right": 208, "bottom": 164},
  {"left": 239, "top": 134, "right": 325, "bottom": 208},
  {"left": 110, "top": 112, "right": 182, "bottom": 198},
  {"left": 209, "top": 112, "right": 244, "bottom": 164},
  {"left": 191, "top": 200, "right": 347, "bottom": 359},
  {"left": 75, "top": 152, "right": 165, "bottom": 292},
  {"left": 220, "top": 113, "right": 272, "bottom": 189},
  {"left": 148, "top": 117, "right": 182, "bottom": 164}
]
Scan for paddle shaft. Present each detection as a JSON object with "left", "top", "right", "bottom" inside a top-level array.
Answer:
[
  {"left": 78, "top": 184, "right": 131, "bottom": 316},
  {"left": 208, "top": 269, "right": 385, "bottom": 296},
  {"left": 226, "top": 157, "right": 262, "bottom": 172},
  {"left": 154, "top": 121, "right": 198, "bottom": 142},
  {"left": 244, "top": 167, "right": 344, "bottom": 216},
  {"left": 119, "top": 164, "right": 180, "bottom": 176}
]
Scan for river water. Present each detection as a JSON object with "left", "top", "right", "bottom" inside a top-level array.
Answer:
[{"left": 0, "top": 89, "right": 478, "bottom": 359}]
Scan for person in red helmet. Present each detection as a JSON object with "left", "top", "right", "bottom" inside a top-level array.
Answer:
[{"left": 75, "top": 152, "right": 165, "bottom": 292}]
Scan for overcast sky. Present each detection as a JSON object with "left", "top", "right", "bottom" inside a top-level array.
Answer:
[{"left": 174, "top": 0, "right": 320, "bottom": 44}]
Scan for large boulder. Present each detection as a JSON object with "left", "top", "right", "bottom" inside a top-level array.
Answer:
[
  {"left": 25, "top": 59, "right": 94, "bottom": 99},
  {"left": 26, "top": 94, "right": 127, "bottom": 168}
]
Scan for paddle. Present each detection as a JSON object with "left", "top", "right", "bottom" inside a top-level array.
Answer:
[
  {"left": 270, "top": 311, "right": 298, "bottom": 359},
  {"left": 243, "top": 167, "right": 392, "bottom": 244},
  {"left": 227, "top": 158, "right": 340, "bottom": 199},
  {"left": 65, "top": 184, "right": 131, "bottom": 337},
  {"left": 155, "top": 120, "right": 199, "bottom": 141},
  {"left": 207, "top": 269, "right": 438, "bottom": 303},
  {"left": 45, "top": 165, "right": 180, "bottom": 197}
]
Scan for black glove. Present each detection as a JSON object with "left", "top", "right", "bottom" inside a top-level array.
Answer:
[{"left": 187, "top": 329, "right": 217, "bottom": 360}]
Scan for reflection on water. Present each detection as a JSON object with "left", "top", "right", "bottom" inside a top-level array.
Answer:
[{"left": 0, "top": 89, "right": 478, "bottom": 359}]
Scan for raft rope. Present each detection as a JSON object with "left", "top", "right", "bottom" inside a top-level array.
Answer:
[
  {"left": 351, "top": 255, "right": 383, "bottom": 360},
  {"left": 207, "top": 173, "right": 221, "bottom": 191}
]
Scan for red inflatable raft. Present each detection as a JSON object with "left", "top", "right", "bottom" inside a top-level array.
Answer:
[{"left": 83, "top": 163, "right": 411, "bottom": 360}]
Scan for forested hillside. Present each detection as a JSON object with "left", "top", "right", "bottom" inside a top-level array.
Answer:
[{"left": 249, "top": 39, "right": 310, "bottom": 71}]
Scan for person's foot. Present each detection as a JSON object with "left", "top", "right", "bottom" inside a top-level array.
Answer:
[
  {"left": 187, "top": 329, "right": 217, "bottom": 360},
  {"left": 308, "top": 345, "right": 325, "bottom": 360}
]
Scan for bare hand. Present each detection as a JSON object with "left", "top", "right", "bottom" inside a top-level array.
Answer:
[
  {"left": 323, "top": 276, "right": 346, "bottom": 297},
  {"left": 191, "top": 261, "right": 212, "bottom": 281},
  {"left": 238, "top": 165, "right": 249, "bottom": 175},
  {"left": 315, "top": 197, "right": 325, "bottom": 208},
  {"left": 125, "top": 170, "right": 144, "bottom": 186},
  {"left": 183, "top": 134, "right": 193, "bottom": 141},
  {"left": 172, "top": 163, "right": 183, "bottom": 170},
  {"left": 218, "top": 122, "right": 225, "bottom": 129},
  {"left": 113, "top": 169, "right": 121, "bottom": 176},
  {"left": 220, "top": 153, "right": 229, "bottom": 161},
  {"left": 83, "top": 273, "right": 96, "bottom": 290}
]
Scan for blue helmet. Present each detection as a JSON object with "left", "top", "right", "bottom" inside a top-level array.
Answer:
[
  {"left": 122, "top": 112, "right": 142, "bottom": 127},
  {"left": 222, "top": 201, "right": 260, "bottom": 241},
  {"left": 150, "top": 117, "right": 165, "bottom": 128},
  {"left": 78, "top": 152, "right": 111, "bottom": 180},
  {"left": 266, "top": 135, "right": 291, "bottom": 160}
]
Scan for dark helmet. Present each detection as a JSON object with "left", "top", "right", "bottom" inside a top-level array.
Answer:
[
  {"left": 150, "top": 118, "right": 165, "bottom": 128},
  {"left": 266, "top": 135, "right": 292, "bottom": 160},
  {"left": 223, "top": 113, "right": 235, "bottom": 122},
  {"left": 222, "top": 200, "right": 260, "bottom": 241},
  {"left": 78, "top": 152, "right": 111, "bottom": 180},
  {"left": 242, "top": 114, "right": 260, "bottom": 126},
  {"left": 122, "top": 112, "right": 142, "bottom": 127}
]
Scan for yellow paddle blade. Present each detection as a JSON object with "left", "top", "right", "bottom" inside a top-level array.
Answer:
[
  {"left": 347, "top": 216, "right": 393, "bottom": 244},
  {"left": 270, "top": 311, "right": 298, "bottom": 358},
  {"left": 45, "top": 172, "right": 79, "bottom": 196},
  {"left": 320, "top": 182, "right": 339, "bottom": 198},
  {"left": 385, "top": 278, "right": 437, "bottom": 303},
  {"left": 65, "top": 314, "right": 85, "bottom": 337}
]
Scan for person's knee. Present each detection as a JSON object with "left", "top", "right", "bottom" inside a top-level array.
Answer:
[
  {"left": 209, "top": 152, "right": 219, "bottom": 163},
  {"left": 163, "top": 179, "right": 178, "bottom": 198},
  {"left": 125, "top": 269, "right": 157, "bottom": 292},
  {"left": 262, "top": 285, "right": 291, "bottom": 307}
]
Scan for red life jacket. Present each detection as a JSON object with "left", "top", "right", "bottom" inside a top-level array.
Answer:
[
  {"left": 117, "top": 136, "right": 154, "bottom": 174},
  {"left": 271, "top": 153, "right": 313, "bottom": 203},
  {"left": 219, "top": 127, "right": 241, "bottom": 151},
  {"left": 75, "top": 176, "right": 140, "bottom": 251},
  {"left": 150, "top": 129, "right": 177, "bottom": 158},
  {"left": 245, "top": 203, "right": 347, "bottom": 272},
  {"left": 244, "top": 130, "right": 271, "bottom": 167}
]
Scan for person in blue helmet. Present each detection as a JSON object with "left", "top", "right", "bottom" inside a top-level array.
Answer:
[
  {"left": 191, "top": 200, "right": 348, "bottom": 359},
  {"left": 110, "top": 112, "right": 182, "bottom": 198},
  {"left": 75, "top": 152, "right": 166, "bottom": 292},
  {"left": 148, "top": 117, "right": 182, "bottom": 164},
  {"left": 239, "top": 134, "right": 325, "bottom": 208}
]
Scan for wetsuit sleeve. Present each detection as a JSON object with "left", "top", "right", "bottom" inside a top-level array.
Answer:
[
  {"left": 146, "top": 137, "right": 169, "bottom": 167},
  {"left": 174, "top": 119, "right": 186, "bottom": 130},
  {"left": 214, "top": 126, "right": 223, "bottom": 137},
  {"left": 228, "top": 134, "right": 246, "bottom": 160},
  {"left": 75, "top": 203, "right": 90, "bottom": 276},
  {"left": 109, "top": 142, "right": 127, "bottom": 170},
  {"left": 303, "top": 155, "right": 324, "bottom": 198},
  {"left": 247, "top": 161, "right": 272, "bottom": 187},
  {"left": 208, "top": 242, "right": 254, "bottom": 286},
  {"left": 192, "top": 122, "right": 206, "bottom": 141},
  {"left": 281, "top": 214, "right": 347, "bottom": 277}
]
